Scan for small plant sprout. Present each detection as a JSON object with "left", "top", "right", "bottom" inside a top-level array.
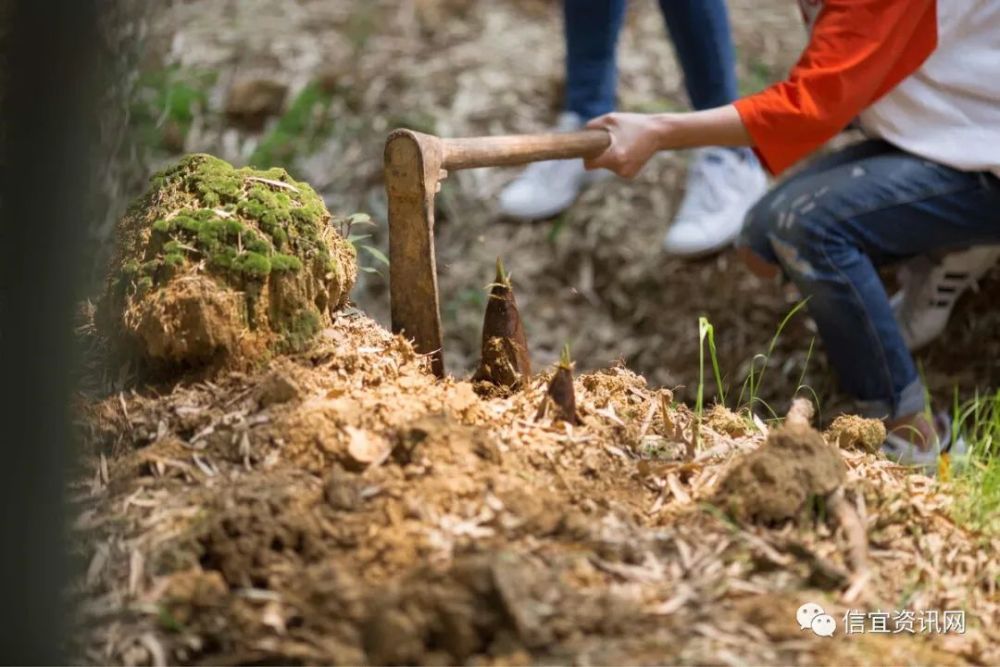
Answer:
[
  {"left": 474, "top": 257, "right": 532, "bottom": 389},
  {"left": 696, "top": 316, "right": 725, "bottom": 418},
  {"left": 736, "top": 298, "right": 811, "bottom": 418},
  {"left": 340, "top": 212, "right": 388, "bottom": 276},
  {"left": 535, "top": 343, "right": 581, "bottom": 425},
  {"left": 340, "top": 212, "right": 373, "bottom": 239}
]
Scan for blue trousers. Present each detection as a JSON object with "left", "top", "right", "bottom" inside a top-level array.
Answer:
[
  {"left": 739, "top": 140, "right": 1000, "bottom": 418},
  {"left": 564, "top": 0, "right": 739, "bottom": 119}
]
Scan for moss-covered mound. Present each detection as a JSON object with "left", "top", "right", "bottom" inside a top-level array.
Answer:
[{"left": 101, "top": 154, "right": 357, "bottom": 368}]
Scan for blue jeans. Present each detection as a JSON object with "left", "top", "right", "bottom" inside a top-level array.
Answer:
[
  {"left": 739, "top": 140, "right": 1000, "bottom": 419},
  {"left": 564, "top": 0, "right": 738, "bottom": 119}
]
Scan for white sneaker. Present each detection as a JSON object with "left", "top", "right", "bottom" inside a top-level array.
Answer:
[
  {"left": 663, "top": 147, "right": 768, "bottom": 257},
  {"left": 891, "top": 245, "right": 1000, "bottom": 351},
  {"left": 881, "top": 412, "right": 952, "bottom": 476},
  {"left": 498, "top": 112, "right": 611, "bottom": 220},
  {"left": 882, "top": 412, "right": 970, "bottom": 476}
]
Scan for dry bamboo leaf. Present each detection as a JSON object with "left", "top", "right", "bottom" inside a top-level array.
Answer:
[
  {"left": 128, "top": 549, "right": 144, "bottom": 597},
  {"left": 666, "top": 473, "right": 691, "bottom": 504}
]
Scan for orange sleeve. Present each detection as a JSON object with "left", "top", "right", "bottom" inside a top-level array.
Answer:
[{"left": 734, "top": 0, "right": 937, "bottom": 175}]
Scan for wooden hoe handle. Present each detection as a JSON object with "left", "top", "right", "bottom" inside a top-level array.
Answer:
[
  {"left": 441, "top": 129, "right": 611, "bottom": 169},
  {"left": 384, "top": 127, "right": 611, "bottom": 378}
]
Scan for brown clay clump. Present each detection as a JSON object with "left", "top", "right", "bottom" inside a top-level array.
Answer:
[
  {"left": 706, "top": 404, "right": 750, "bottom": 436},
  {"left": 198, "top": 491, "right": 325, "bottom": 590},
  {"left": 100, "top": 153, "right": 357, "bottom": 371},
  {"left": 473, "top": 258, "right": 531, "bottom": 389},
  {"left": 825, "top": 414, "right": 886, "bottom": 453},
  {"left": 362, "top": 552, "right": 552, "bottom": 664},
  {"left": 715, "top": 400, "right": 846, "bottom": 524},
  {"left": 536, "top": 344, "right": 581, "bottom": 425}
]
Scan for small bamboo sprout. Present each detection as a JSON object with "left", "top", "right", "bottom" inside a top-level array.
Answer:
[
  {"left": 474, "top": 258, "right": 532, "bottom": 389},
  {"left": 535, "top": 344, "right": 581, "bottom": 424}
]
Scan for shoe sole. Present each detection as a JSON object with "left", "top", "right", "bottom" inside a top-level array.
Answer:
[{"left": 662, "top": 232, "right": 739, "bottom": 259}]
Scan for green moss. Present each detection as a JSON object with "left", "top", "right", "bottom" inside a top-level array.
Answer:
[
  {"left": 233, "top": 252, "right": 271, "bottom": 277},
  {"left": 325, "top": 256, "right": 340, "bottom": 274},
  {"left": 175, "top": 215, "right": 199, "bottom": 233},
  {"left": 185, "top": 156, "right": 243, "bottom": 206},
  {"left": 210, "top": 247, "right": 237, "bottom": 271},
  {"left": 271, "top": 254, "right": 302, "bottom": 272},
  {"left": 271, "top": 227, "right": 288, "bottom": 248},
  {"left": 122, "top": 154, "right": 342, "bottom": 303},
  {"left": 283, "top": 309, "right": 322, "bottom": 351},
  {"left": 109, "top": 151, "right": 358, "bottom": 364}
]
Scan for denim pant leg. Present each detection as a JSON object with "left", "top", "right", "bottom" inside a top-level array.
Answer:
[
  {"left": 740, "top": 141, "right": 1000, "bottom": 418},
  {"left": 738, "top": 140, "right": 900, "bottom": 266},
  {"left": 564, "top": 0, "right": 739, "bottom": 119},
  {"left": 657, "top": 0, "right": 738, "bottom": 110},
  {"left": 564, "top": 0, "right": 628, "bottom": 120}
]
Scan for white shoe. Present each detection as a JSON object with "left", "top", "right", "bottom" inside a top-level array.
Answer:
[
  {"left": 881, "top": 412, "right": 954, "bottom": 476},
  {"left": 663, "top": 147, "right": 768, "bottom": 257},
  {"left": 882, "top": 412, "right": 969, "bottom": 476},
  {"left": 498, "top": 112, "right": 611, "bottom": 220},
  {"left": 891, "top": 245, "right": 1000, "bottom": 351}
]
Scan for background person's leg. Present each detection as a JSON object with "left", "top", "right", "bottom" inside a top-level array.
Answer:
[
  {"left": 753, "top": 145, "right": 1000, "bottom": 420},
  {"left": 564, "top": 0, "right": 628, "bottom": 120},
  {"left": 499, "top": 0, "right": 626, "bottom": 220},
  {"left": 656, "top": 0, "right": 768, "bottom": 256},
  {"left": 656, "top": 0, "right": 737, "bottom": 110}
]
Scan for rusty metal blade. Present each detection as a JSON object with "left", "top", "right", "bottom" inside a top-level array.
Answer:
[{"left": 384, "top": 130, "right": 445, "bottom": 377}]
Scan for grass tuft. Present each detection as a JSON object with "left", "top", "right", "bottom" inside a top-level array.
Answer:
[
  {"left": 737, "top": 298, "right": 811, "bottom": 421},
  {"left": 950, "top": 390, "right": 1000, "bottom": 535}
]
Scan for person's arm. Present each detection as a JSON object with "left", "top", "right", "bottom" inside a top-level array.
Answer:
[
  {"left": 583, "top": 106, "right": 749, "bottom": 177},
  {"left": 586, "top": 0, "right": 937, "bottom": 178}
]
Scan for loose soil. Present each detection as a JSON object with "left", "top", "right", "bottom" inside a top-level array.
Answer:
[{"left": 73, "top": 310, "right": 999, "bottom": 665}]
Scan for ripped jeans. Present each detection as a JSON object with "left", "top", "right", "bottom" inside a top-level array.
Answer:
[{"left": 738, "top": 140, "right": 1000, "bottom": 419}]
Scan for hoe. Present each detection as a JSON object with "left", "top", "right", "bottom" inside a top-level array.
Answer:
[{"left": 384, "top": 128, "right": 610, "bottom": 377}]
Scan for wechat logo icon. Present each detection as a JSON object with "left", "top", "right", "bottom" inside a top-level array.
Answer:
[{"left": 797, "top": 602, "right": 836, "bottom": 637}]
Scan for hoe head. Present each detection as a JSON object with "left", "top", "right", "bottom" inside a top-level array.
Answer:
[{"left": 383, "top": 127, "right": 609, "bottom": 377}]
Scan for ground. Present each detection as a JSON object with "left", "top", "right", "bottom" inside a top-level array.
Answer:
[
  {"left": 74, "top": 310, "right": 999, "bottom": 664},
  {"left": 74, "top": 1, "right": 1000, "bottom": 664}
]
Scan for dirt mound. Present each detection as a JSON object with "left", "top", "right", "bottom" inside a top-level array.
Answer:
[
  {"left": 74, "top": 313, "right": 1000, "bottom": 665},
  {"left": 825, "top": 414, "right": 886, "bottom": 453},
  {"left": 715, "top": 407, "right": 846, "bottom": 524},
  {"left": 364, "top": 552, "right": 558, "bottom": 664},
  {"left": 99, "top": 154, "right": 356, "bottom": 369},
  {"left": 198, "top": 488, "right": 325, "bottom": 590}
]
